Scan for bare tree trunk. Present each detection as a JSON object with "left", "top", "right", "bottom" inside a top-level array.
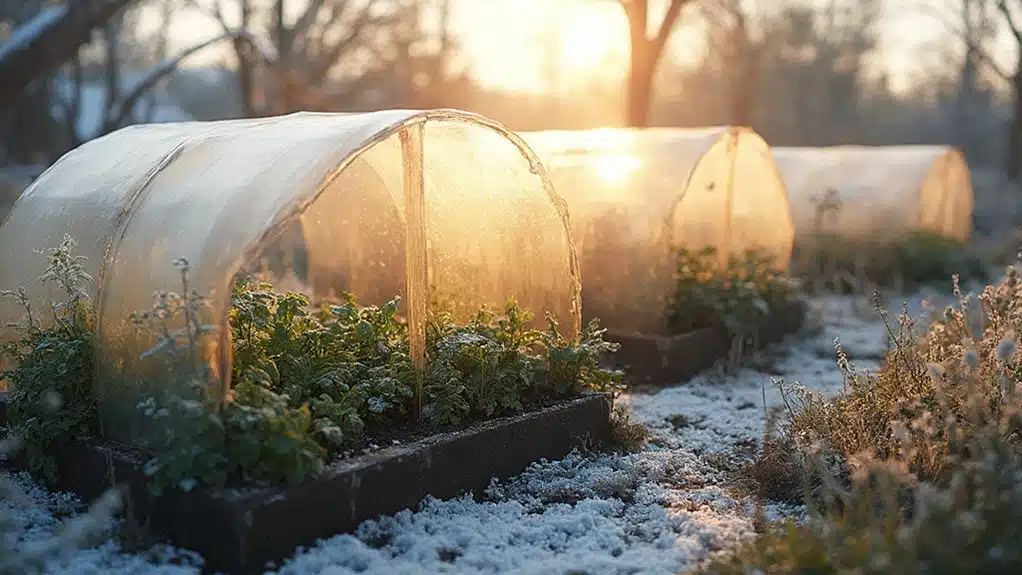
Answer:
[
  {"left": 732, "top": 61, "right": 757, "bottom": 127},
  {"left": 626, "top": 44, "right": 655, "bottom": 127},
  {"left": 729, "top": 11, "right": 756, "bottom": 127},
  {"left": 101, "top": 30, "right": 277, "bottom": 134},
  {"left": 0, "top": 0, "right": 138, "bottom": 111},
  {"left": 67, "top": 53, "right": 84, "bottom": 147},
  {"left": 274, "top": 0, "right": 289, "bottom": 56},
  {"left": 272, "top": 0, "right": 295, "bottom": 112},
  {"left": 619, "top": 0, "right": 691, "bottom": 128},
  {"left": 194, "top": 0, "right": 261, "bottom": 115},
  {"left": 420, "top": 0, "right": 454, "bottom": 107},
  {"left": 236, "top": 0, "right": 256, "bottom": 116},
  {"left": 140, "top": 0, "right": 175, "bottom": 123},
  {"left": 996, "top": 0, "right": 1022, "bottom": 178},
  {"left": 102, "top": 14, "right": 122, "bottom": 121},
  {"left": 1009, "top": 64, "right": 1022, "bottom": 179}
]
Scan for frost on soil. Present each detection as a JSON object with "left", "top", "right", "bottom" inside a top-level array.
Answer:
[
  {"left": 2, "top": 294, "right": 920, "bottom": 574},
  {"left": 0, "top": 471, "right": 201, "bottom": 574}
]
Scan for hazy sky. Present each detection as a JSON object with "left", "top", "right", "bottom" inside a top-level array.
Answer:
[
  {"left": 449, "top": 0, "right": 1014, "bottom": 93},
  {"left": 142, "top": 0, "right": 1015, "bottom": 95}
]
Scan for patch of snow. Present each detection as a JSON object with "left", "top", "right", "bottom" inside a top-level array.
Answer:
[
  {"left": 627, "top": 303, "right": 888, "bottom": 457},
  {"left": 276, "top": 451, "right": 758, "bottom": 575},
  {"left": 1, "top": 471, "right": 202, "bottom": 574},
  {"left": 3, "top": 295, "right": 910, "bottom": 574}
]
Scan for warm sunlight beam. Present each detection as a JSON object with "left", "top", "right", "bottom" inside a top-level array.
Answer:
[{"left": 557, "top": 9, "right": 618, "bottom": 70}]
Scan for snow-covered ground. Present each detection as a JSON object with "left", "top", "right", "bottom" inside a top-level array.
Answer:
[{"left": 4, "top": 294, "right": 925, "bottom": 574}]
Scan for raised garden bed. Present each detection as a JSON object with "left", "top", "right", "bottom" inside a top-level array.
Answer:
[
  {"left": 1, "top": 392, "right": 612, "bottom": 574},
  {"left": 0, "top": 241, "right": 619, "bottom": 573},
  {"left": 605, "top": 299, "right": 807, "bottom": 386}
]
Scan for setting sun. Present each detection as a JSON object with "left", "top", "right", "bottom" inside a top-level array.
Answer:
[{"left": 557, "top": 9, "right": 620, "bottom": 70}]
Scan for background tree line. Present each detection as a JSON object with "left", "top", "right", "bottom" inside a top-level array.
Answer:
[{"left": 0, "top": 0, "right": 1018, "bottom": 179}]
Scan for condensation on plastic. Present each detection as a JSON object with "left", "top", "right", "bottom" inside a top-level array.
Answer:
[
  {"left": 522, "top": 127, "right": 794, "bottom": 334},
  {"left": 0, "top": 110, "right": 581, "bottom": 444},
  {"left": 771, "top": 146, "right": 974, "bottom": 242}
]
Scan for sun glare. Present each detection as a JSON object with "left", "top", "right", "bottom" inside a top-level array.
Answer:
[
  {"left": 557, "top": 9, "right": 618, "bottom": 70},
  {"left": 594, "top": 154, "right": 641, "bottom": 186}
]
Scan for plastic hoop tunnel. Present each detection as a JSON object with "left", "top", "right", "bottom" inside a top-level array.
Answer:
[
  {"left": 0, "top": 110, "right": 581, "bottom": 444},
  {"left": 521, "top": 127, "right": 794, "bottom": 334},
  {"left": 772, "top": 145, "right": 974, "bottom": 243}
]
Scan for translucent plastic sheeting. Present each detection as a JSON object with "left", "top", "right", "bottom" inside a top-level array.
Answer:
[
  {"left": 771, "top": 146, "right": 974, "bottom": 242},
  {"left": 0, "top": 110, "right": 580, "bottom": 444},
  {"left": 523, "top": 127, "right": 794, "bottom": 334}
]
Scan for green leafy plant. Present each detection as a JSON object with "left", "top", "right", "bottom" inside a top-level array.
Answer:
[
  {"left": 794, "top": 230, "right": 989, "bottom": 294},
  {"left": 0, "top": 236, "right": 125, "bottom": 574},
  {"left": 132, "top": 263, "right": 329, "bottom": 494},
  {"left": 1, "top": 234, "right": 99, "bottom": 481},
  {"left": 3, "top": 234, "right": 623, "bottom": 496},
  {"left": 133, "top": 265, "right": 623, "bottom": 494},
  {"left": 665, "top": 245, "right": 797, "bottom": 339},
  {"left": 222, "top": 381, "right": 327, "bottom": 486},
  {"left": 423, "top": 302, "right": 623, "bottom": 427},
  {"left": 229, "top": 277, "right": 410, "bottom": 434}
]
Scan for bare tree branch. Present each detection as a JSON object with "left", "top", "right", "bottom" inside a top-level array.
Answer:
[
  {"left": 140, "top": 0, "right": 177, "bottom": 123},
  {"left": 616, "top": 0, "right": 696, "bottom": 126},
  {"left": 0, "top": 0, "right": 139, "bottom": 111},
  {"left": 652, "top": 0, "right": 691, "bottom": 57},
  {"left": 287, "top": 0, "right": 328, "bottom": 58},
  {"left": 291, "top": 0, "right": 326, "bottom": 38},
  {"left": 101, "top": 30, "right": 279, "bottom": 134},
  {"left": 999, "top": 0, "right": 1022, "bottom": 42},
  {"left": 305, "top": 3, "right": 385, "bottom": 84},
  {"left": 186, "top": 0, "right": 230, "bottom": 29},
  {"left": 915, "top": 1, "right": 1012, "bottom": 82},
  {"left": 697, "top": 0, "right": 732, "bottom": 29}
]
